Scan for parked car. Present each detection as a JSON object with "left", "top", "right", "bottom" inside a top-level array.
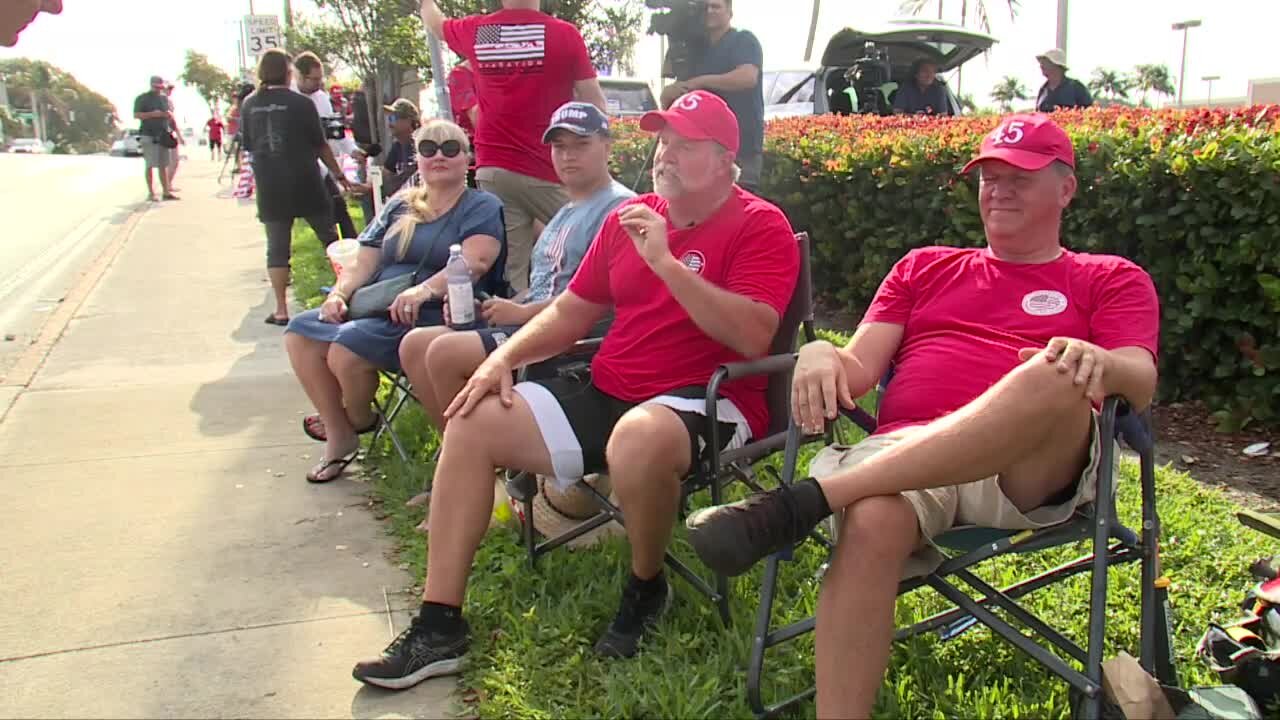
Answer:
[
  {"left": 110, "top": 131, "right": 144, "bottom": 157},
  {"left": 599, "top": 77, "right": 659, "bottom": 118},
  {"left": 764, "top": 19, "right": 996, "bottom": 117},
  {"left": 7, "top": 138, "right": 50, "bottom": 154}
]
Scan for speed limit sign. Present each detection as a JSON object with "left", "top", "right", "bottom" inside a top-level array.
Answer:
[{"left": 244, "top": 15, "right": 282, "bottom": 57}]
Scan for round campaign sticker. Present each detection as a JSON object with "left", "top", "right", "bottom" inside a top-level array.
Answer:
[
  {"left": 1021, "top": 290, "right": 1069, "bottom": 316},
  {"left": 681, "top": 250, "right": 706, "bottom": 274}
]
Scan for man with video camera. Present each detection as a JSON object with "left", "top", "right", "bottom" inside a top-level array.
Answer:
[
  {"left": 294, "top": 51, "right": 359, "bottom": 239},
  {"left": 660, "top": 0, "right": 764, "bottom": 190}
]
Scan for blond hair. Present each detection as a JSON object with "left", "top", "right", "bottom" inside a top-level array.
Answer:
[{"left": 386, "top": 119, "right": 472, "bottom": 260}]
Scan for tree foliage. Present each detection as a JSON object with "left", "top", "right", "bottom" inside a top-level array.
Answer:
[
  {"left": 1089, "top": 67, "right": 1133, "bottom": 103},
  {"left": 180, "top": 50, "right": 237, "bottom": 115},
  {"left": 0, "top": 59, "right": 117, "bottom": 153},
  {"left": 899, "top": 0, "right": 1020, "bottom": 34},
  {"left": 990, "top": 75, "right": 1028, "bottom": 111},
  {"left": 1132, "top": 63, "right": 1176, "bottom": 107}
]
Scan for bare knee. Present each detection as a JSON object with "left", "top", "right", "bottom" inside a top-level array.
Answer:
[
  {"left": 831, "top": 495, "right": 919, "bottom": 574},
  {"left": 1005, "top": 355, "right": 1092, "bottom": 414},
  {"left": 326, "top": 343, "right": 372, "bottom": 379},
  {"left": 606, "top": 408, "right": 689, "bottom": 494},
  {"left": 425, "top": 332, "right": 482, "bottom": 378},
  {"left": 398, "top": 328, "right": 437, "bottom": 373}
]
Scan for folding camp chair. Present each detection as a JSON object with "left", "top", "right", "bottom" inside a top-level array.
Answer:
[
  {"left": 744, "top": 380, "right": 1179, "bottom": 719},
  {"left": 370, "top": 369, "right": 414, "bottom": 464},
  {"left": 505, "top": 231, "right": 816, "bottom": 625}
]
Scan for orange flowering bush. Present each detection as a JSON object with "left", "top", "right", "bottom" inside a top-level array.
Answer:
[{"left": 609, "top": 106, "right": 1280, "bottom": 429}]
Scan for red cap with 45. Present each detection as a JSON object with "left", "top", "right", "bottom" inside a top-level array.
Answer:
[{"left": 962, "top": 113, "right": 1076, "bottom": 174}]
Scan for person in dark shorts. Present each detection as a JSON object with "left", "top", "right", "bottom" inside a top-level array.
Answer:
[
  {"left": 240, "top": 49, "right": 352, "bottom": 325},
  {"left": 206, "top": 116, "right": 224, "bottom": 160},
  {"left": 351, "top": 90, "right": 799, "bottom": 690}
]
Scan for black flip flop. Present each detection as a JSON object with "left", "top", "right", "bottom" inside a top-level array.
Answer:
[
  {"left": 302, "top": 414, "right": 380, "bottom": 442},
  {"left": 264, "top": 314, "right": 289, "bottom": 326},
  {"left": 306, "top": 451, "right": 358, "bottom": 484}
]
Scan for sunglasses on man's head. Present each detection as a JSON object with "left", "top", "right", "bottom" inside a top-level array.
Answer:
[{"left": 418, "top": 139, "right": 464, "bottom": 158}]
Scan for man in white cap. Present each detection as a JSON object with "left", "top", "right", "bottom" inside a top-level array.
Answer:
[{"left": 1036, "top": 49, "right": 1093, "bottom": 112}]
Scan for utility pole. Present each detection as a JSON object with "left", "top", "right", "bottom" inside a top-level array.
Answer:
[
  {"left": 283, "top": 0, "right": 294, "bottom": 48},
  {"left": 1055, "top": 0, "right": 1068, "bottom": 55},
  {"left": 1202, "top": 74, "right": 1220, "bottom": 106},
  {"left": 1172, "top": 19, "right": 1202, "bottom": 108}
]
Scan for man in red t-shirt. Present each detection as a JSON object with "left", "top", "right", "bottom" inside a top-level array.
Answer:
[
  {"left": 352, "top": 91, "right": 798, "bottom": 689},
  {"left": 685, "top": 114, "right": 1160, "bottom": 718},
  {"left": 420, "top": 0, "right": 607, "bottom": 294},
  {"left": 205, "top": 116, "right": 224, "bottom": 161}
]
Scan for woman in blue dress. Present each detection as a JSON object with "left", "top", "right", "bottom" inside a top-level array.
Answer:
[{"left": 285, "top": 118, "right": 505, "bottom": 483}]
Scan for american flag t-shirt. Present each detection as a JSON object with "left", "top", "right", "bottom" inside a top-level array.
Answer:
[{"left": 474, "top": 23, "right": 546, "bottom": 72}]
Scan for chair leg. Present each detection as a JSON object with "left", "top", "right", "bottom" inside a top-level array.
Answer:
[
  {"left": 747, "top": 554, "right": 781, "bottom": 718},
  {"left": 1082, "top": 403, "right": 1121, "bottom": 720}
]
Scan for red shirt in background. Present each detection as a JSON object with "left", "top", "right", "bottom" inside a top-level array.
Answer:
[
  {"left": 447, "top": 63, "right": 479, "bottom": 142},
  {"left": 206, "top": 118, "right": 224, "bottom": 142},
  {"left": 568, "top": 189, "right": 800, "bottom": 439},
  {"left": 862, "top": 246, "right": 1160, "bottom": 435},
  {"left": 443, "top": 9, "right": 596, "bottom": 184},
  {"left": 226, "top": 107, "right": 240, "bottom": 137}
]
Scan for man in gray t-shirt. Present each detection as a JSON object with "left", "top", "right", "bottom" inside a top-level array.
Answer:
[{"left": 396, "top": 102, "right": 632, "bottom": 428}]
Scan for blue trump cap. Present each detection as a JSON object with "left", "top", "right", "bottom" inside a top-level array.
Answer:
[{"left": 542, "top": 102, "right": 610, "bottom": 143}]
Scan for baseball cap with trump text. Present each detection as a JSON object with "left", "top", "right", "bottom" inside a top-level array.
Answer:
[
  {"left": 639, "top": 90, "right": 740, "bottom": 155},
  {"left": 961, "top": 113, "right": 1075, "bottom": 175}
]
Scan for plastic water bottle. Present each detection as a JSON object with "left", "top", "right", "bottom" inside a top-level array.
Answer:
[{"left": 446, "top": 244, "right": 475, "bottom": 327}]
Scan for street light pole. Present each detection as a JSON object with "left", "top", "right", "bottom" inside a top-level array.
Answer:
[
  {"left": 1056, "top": 0, "right": 1069, "bottom": 56},
  {"left": 1171, "top": 19, "right": 1202, "bottom": 108},
  {"left": 1202, "top": 74, "right": 1220, "bottom": 106}
]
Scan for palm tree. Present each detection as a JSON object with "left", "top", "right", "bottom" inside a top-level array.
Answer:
[
  {"left": 898, "top": 0, "right": 1021, "bottom": 33},
  {"left": 1132, "top": 63, "right": 1176, "bottom": 107},
  {"left": 990, "top": 76, "right": 1028, "bottom": 112},
  {"left": 1089, "top": 68, "right": 1133, "bottom": 103}
]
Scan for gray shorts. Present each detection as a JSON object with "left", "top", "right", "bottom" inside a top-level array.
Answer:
[{"left": 140, "top": 135, "right": 171, "bottom": 170}]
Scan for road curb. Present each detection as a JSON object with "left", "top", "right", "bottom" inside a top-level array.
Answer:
[{"left": 0, "top": 202, "right": 150, "bottom": 420}]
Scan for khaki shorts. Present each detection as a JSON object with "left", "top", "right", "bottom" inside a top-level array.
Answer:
[
  {"left": 809, "top": 413, "right": 1104, "bottom": 577},
  {"left": 475, "top": 166, "right": 567, "bottom": 293}
]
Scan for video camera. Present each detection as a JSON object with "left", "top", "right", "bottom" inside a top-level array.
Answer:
[
  {"left": 842, "top": 42, "right": 892, "bottom": 115},
  {"left": 645, "top": 0, "right": 708, "bottom": 81},
  {"left": 320, "top": 114, "right": 349, "bottom": 142}
]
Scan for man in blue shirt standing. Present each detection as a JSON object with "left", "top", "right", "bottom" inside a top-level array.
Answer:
[
  {"left": 660, "top": 0, "right": 765, "bottom": 190},
  {"left": 394, "top": 101, "right": 633, "bottom": 428}
]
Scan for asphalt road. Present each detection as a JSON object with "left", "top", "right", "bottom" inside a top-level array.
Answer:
[{"left": 0, "top": 152, "right": 146, "bottom": 378}]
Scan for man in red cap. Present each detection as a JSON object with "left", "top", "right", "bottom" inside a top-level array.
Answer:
[
  {"left": 351, "top": 90, "right": 798, "bottom": 689},
  {"left": 684, "top": 114, "right": 1160, "bottom": 717}
]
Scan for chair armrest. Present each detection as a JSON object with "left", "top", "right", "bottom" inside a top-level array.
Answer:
[{"left": 718, "top": 353, "right": 798, "bottom": 381}]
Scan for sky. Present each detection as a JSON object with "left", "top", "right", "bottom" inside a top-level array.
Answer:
[{"left": 2, "top": 0, "right": 1277, "bottom": 132}]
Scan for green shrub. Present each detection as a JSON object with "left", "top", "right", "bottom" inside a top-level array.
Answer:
[{"left": 610, "top": 107, "right": 1280, "bottom": 429}]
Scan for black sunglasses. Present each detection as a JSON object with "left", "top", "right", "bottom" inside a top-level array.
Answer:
[{"left": 417, "top": 139, "right": 464, "bottom": 158}]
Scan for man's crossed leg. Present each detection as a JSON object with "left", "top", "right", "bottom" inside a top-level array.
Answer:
[{"left": 687, "top": 352, "right": 1098, "bottom": 717}]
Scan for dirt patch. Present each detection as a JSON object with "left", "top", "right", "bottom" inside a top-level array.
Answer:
[{"left": 1152, "top": 401, "right": 1279, "bottom": 511}]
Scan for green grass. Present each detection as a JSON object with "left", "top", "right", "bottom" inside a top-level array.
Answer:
[{"left": 291, "top": 221, "right": 1272, "bottom": 718}]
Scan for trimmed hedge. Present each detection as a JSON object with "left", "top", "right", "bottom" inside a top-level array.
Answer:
[{"left": 609, "top": 107, "right": 1280, "bottom": 430}]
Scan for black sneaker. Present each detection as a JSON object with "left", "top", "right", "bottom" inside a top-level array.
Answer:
[
  {"left": 352, "top": 614, "right": 469, "bottom": 690},
  {"left": 686, "top": 486, "right": 817, "bottom": 577},
  {"left": 593, "top": 576, "right": 673, "bottom": 659}
]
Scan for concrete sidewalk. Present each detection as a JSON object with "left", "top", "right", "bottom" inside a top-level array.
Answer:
[{"left": 0, "top": 160, "right": 455, "bottom": 718}]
